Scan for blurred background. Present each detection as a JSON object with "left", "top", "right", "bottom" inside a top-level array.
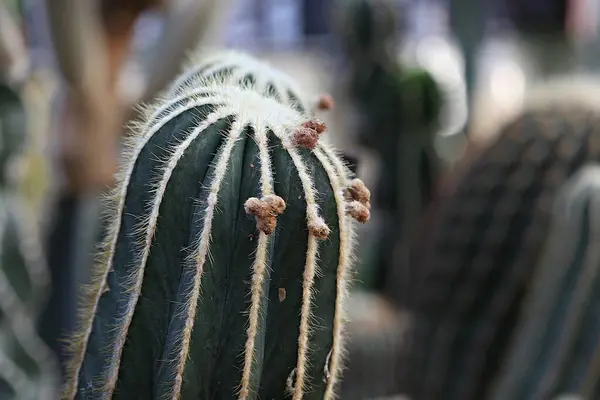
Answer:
[{"left": 2, "top": 0, "right": 600, "bottom": 398}]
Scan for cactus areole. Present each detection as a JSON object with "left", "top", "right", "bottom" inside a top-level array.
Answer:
[{"left": 64, "top": 78, "right": 369, "bottom": 399}]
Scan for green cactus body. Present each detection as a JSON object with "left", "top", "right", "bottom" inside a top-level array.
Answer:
[
  {"left": 490, "top": 165, "right": 600, "bottom": 400},
  {"left": 164, "top": 50, "right": 327, "bottom": 116},
  {"left": 64, "top": 77, "right": 369, "bottom": 399},
  {"left": 337, "top": 0, "right": 398, "bottom": 56},
  {"left": 398, "top": 98, "right": 600, "bottom": 400},
  {"left": 0, "top": 83, "right": 58, "bottom": 399}
]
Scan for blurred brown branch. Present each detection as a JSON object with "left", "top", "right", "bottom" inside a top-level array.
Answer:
[{"left": 44, "top": 0, "right": 228, "bottom": 195}]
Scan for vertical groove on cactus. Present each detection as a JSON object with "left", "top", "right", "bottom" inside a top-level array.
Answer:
[
  {"left": 64, "top": 76, "right": 370, "bottom": 399},
  {"left": 63, "top": 91, "right": 225, "bottom": 400},
  {"left": 313, "top": 147, "right": 355, "bottom": 399},
  {"left": 237, "top": 118, "right": 277, "bottom": 399},
  {"left": 276, "top": 115, "right": 330, "bottom": 400},
  {"left": 165, "top": 116, "right": 247, "bottom": 399}
]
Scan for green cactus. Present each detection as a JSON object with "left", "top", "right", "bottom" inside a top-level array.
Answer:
[
  {"left": 0, "top": 83, "right": 59, "bottom": 399},
  {"left": 337, "top": 0, "right": 398, "bottom": 58},
  {"left": 489, "top": 165, "right": 600, "bottom": 399},
  {"left": 336, "top": 0, "right": 443, "bottom": 305},
  {"left": 165, "top": 49, "right": 334, "bottom": 116},
  {"left": 398, "top": 98, "right": 600, "bottom": 400},
  {"left": 63, "top": 75, "right": 370, "bottom": 399}
]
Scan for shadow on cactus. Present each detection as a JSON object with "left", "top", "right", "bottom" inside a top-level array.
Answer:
[
  {"left": 165, "top": 49, "right": 334, "bottom": 116},
  {"left": 0, "top": 83, "right": 59, "bottom": 399},
  {"left": 490, "top": 165, "right": 600, "bottom": 399},
  {"left": 63, "top": 73, "right": 370, "bottom": 399},
  {"left": 397, "top": 83, "right": 600, "bottom": 400}
]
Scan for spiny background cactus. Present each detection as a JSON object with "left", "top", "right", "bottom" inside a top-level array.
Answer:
[
  {"left": 397, "top": 83, "right": 600, "bottom": 400},
  {"left": 490, "top": 165, "right": 600, "bottom": 400},
  {"left": 165, "top": 49, "right": 334, "bottom": 116},
  {"left": 63, "top": 75, "right": 370, "bottom": 399},
  {"left": 0, "top": 82, "right": 59, "bottom": 399}
]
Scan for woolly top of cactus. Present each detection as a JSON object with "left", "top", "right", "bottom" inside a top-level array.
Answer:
[
  {"left": 65, "top": 74, "right": 367, "bottom": 400},
  {"left": 164, "top": 48, "right": 331, "bottom": 116},
  {"left": 146, "top": 76, "right": 318, "bottom": 142}
]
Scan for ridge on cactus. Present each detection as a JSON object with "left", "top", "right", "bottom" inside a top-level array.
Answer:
[
  {"left": 63, "top": 75, "right": 370, "bottom": 399},
  {"left": 490, "top": 165, "right": 600, "bottom": 399},
  {"left": 165, "top": 48, "right": 333, "bottom": 116},
  {"left": 397, "top": 78, "right": 600, "bottom": 400}
]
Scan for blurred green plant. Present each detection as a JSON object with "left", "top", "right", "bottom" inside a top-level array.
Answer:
[
  {"left": 398, "top": 93, "right": 600, "bottom": 400},
  {"left": 335, "top": 0, "right": 443, "bottom": 301},
  {"left": 490, "top": 165, "right": 600, "bottom": 399}
]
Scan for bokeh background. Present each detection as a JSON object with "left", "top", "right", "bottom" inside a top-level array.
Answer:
[{"left": 2, "top": 0, "right": 600, "bottom": 399}]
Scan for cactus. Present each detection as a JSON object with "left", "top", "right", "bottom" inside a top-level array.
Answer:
[
  {"left": 0, "top": 83, "right": 59, "bottom": 399},
  {"left": 63, "top": 75, "right": 370, "bottom": 399},
  {"left": 397, "top": 91, "right": 600, "bottom": 400},
  {"left": 337, "top": 0, "right": 443, "bottom": 305},
  {"left": 165, "top": 49, "right": 334, "bottom": 116},
  {"left": 489, "top": 165, "right": 600, "bottom": 400}
]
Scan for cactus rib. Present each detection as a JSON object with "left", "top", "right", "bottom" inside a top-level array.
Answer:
[
  {"left": 65, "top": 76, "right": 368, "bottom": 399},
  {"left": 312, "top": 147, "right": 356, "bottom": 398}
]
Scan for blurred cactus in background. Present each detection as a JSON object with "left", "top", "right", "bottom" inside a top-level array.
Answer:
[
  {"left": 398, "top": 79, "right": 600, "bottom": 400},
  {"left": 0, "top": 78, "right": 58, "bottom": 400},
  {"left": 63, "top": 53, "right": 370, "bottom": 399},
  {"left": 336, "top": 0, "right": 443, "bottom": 305},
  {"left": 490, "top": 165, "right": 600, "bottom": 400}
]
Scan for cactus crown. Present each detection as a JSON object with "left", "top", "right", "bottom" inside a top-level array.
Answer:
[
  {"left": 490, "top": 165, "right": 600, "bottom": 399},
  {"left": 64, "top": 74, "right": 369, "bottom": 400},
  {"left": 165, "top": 49, "right": 333, "bottom": 116}
]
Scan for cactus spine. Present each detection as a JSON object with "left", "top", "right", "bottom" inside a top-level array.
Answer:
[
  {"left": 165, "top": 49, "right": 333, "bottom": 116},
  {"left": 398, "top": 90, "right": 600, "bottom": 400},
  {"left": 64, "top": 74, "right": 369, "bottom": 399},
  {"left": 490, "top": 165, "right": 600, "bottom": 399}
]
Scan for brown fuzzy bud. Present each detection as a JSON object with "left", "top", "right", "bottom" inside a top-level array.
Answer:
[
  {"left": 308, "top": 217, "right": 331, "bottom": 239},
  {"left": 291, "top": 127, "right": 319, "bottom": 150},
  {"left": 302, "top": 119, "right": 327, "bottom": 134},
  {"left": 346, "top": 200, "right": 370, "bottom": 223},
  {"left": 244, "top": 195, "right": 287, "bottom": 234},
  {"left": 346, "top": 178, "right": 371, "bottom": 205},
  {"left": 317, "top": 94, "right": 335, "bottom": 110}
]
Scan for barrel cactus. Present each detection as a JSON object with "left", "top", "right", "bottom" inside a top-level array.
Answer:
[
  {"left": 0, "top": 83, "right": 59, "bottom": 399},
  {"left": 397, "top": 83, "right": 600, "bottom": 400},
  {"left": 490, "top": 165, "right": 600, "bottom": 400},
  {"left": 165, "top": 49, "right": 334, "bottom": 116},
  {"left": 63, "top": 74, "right": 370, "bottom": 399}
]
